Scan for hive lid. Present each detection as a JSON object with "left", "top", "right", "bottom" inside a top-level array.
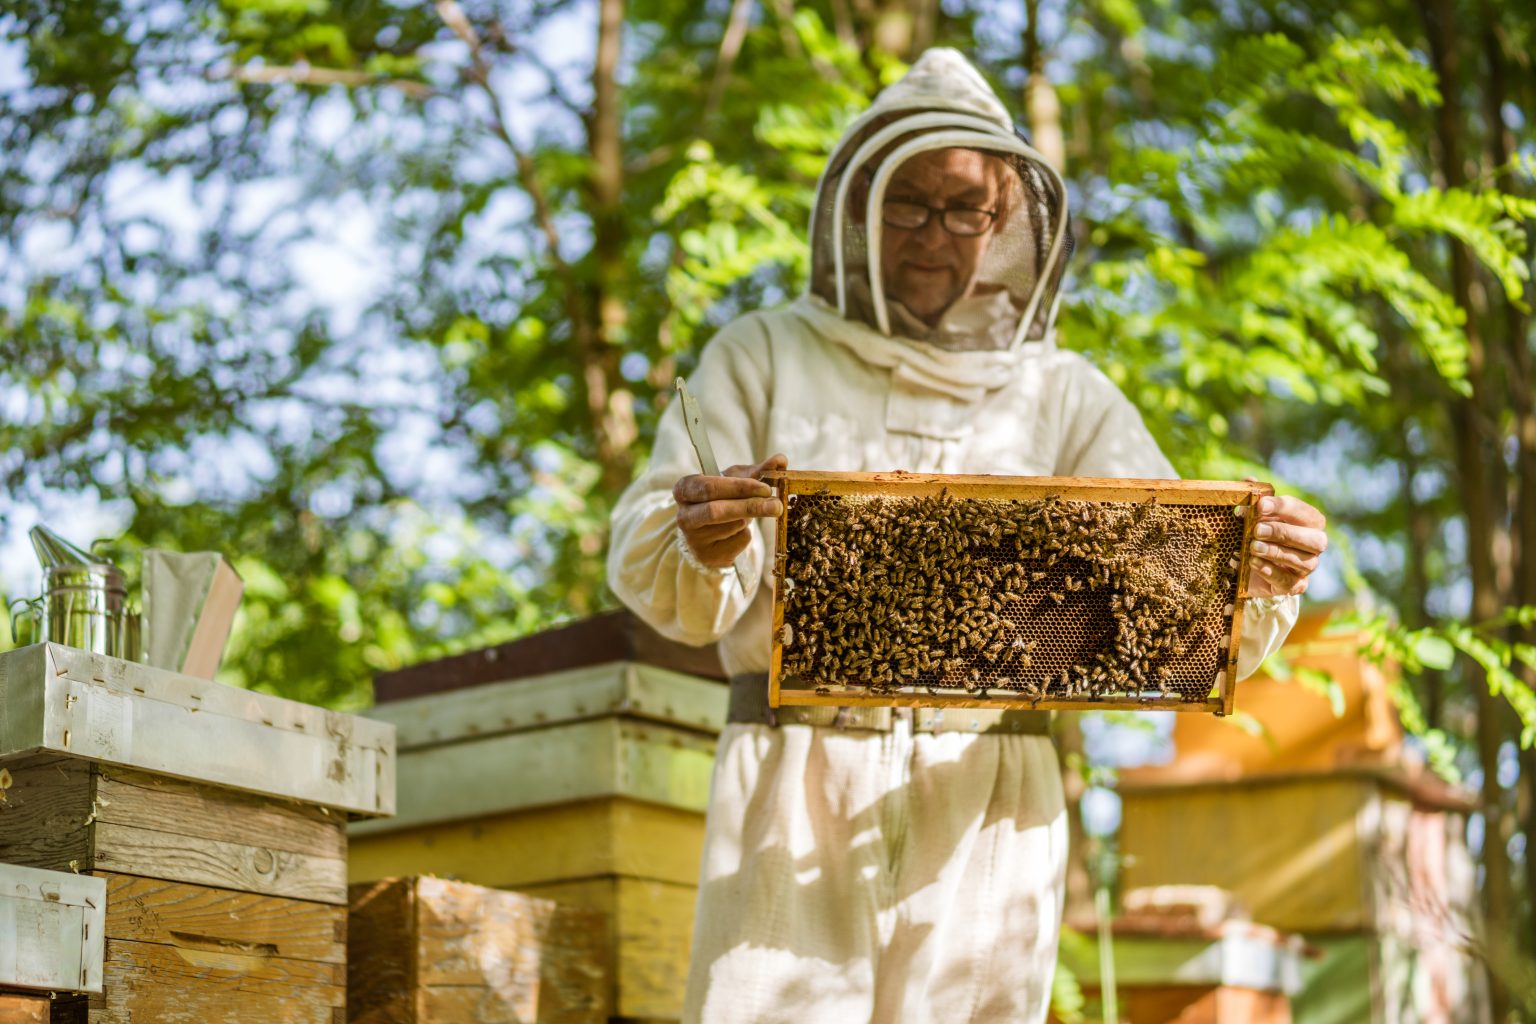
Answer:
[{"left": 0, "top": 643, "right": 396, "bottom": 818}]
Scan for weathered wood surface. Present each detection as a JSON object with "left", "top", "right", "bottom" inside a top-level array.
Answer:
[
  {"left": 367, "top": 662, "right": 724, "bottom": 752},
  {"left": 348, "top": 876, "right": 606, "bottom": 1023},
  {"left": 0, "top": 993, "right": 48, "bottom": 1024},
  {"left": 101, "top": 873, "right": 346, "bottom": 964},
  {"left": 0, "top": 643, "right": 394, "bottom": 817},
  {"left": 519, "top": 877, "right": 695, "bottom": 1023},
  {"left": 0, "top": 754, "right": 93, "bottom": 873},
  {"left": 0, "top": 759, "right": 347, "bottom": 905},
  {"left": 91, "top": 821, "right": 345, "bottom": 905},
  {"left": 373, "top": 609, "right": 727, "bottom": 704},
  {"left": 352, "top": 718, "right": 716, "bottom": 836},
  {"left": 57, "top": 937, "right": 344, "bottom": 1024}
]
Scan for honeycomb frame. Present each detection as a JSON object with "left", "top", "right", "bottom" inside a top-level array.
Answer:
[{"left": 766, "top": 471, "right": 1271, "bottom": 715}]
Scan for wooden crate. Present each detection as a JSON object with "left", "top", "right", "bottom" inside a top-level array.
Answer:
[
  {"left": 348, "top": 876, "right": 605, "bottom": 1023},
  {"left": 0, "top": 994, "right": 50, "bottom": 1024},
  {"left": 353, "top": 660, "right": 723, "bottom": 1021},
  {"left": 0, "top": 864, "right": 104, "bottom": 995},
  {"left": 764, "top": 471, "right": 1268, "bottom": 713},
  {"left": 0, "top": 644, "right": 397, "bottom": 1024}
]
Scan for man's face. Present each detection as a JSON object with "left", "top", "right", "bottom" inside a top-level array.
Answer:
[{"left": 878, "top": 148, "right": 1006, "bottom": 326}]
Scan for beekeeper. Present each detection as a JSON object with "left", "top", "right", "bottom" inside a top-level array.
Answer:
[{"left": 608, "top": 47, "right": 1326, "bottom": 1024}]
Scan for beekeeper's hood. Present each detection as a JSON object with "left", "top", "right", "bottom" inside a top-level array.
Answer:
[{"left": 807, "top": 48, "right": 1071, "bottom": 352}]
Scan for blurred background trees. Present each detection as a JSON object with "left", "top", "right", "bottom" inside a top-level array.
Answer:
[{"left": 1, "top": 0, "right": 1533, "bottom": 1013}]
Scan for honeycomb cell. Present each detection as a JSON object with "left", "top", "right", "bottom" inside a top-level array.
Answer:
[{"left": 775, "top": 489, "right": 1247, "bottom": 703}]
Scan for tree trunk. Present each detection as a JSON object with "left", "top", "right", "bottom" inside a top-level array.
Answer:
[
  {"left": 1021, "top": 0, "right": 1064, "bottom": 171},
  {"left": 1481, "top": 3, "right": 1536, "bottom": 966},
  {"left": 1417, "top": 0, "right": 1514, "bottom": 1014},
  {"left": 588, "top": 0, "right": 638, "bottom": 497}
]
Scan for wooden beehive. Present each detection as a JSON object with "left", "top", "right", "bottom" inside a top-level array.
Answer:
[
  {"left": 0, "top": 993, "right": 51, "bottom": 1024},
  {"left": 766, "top": 471, "right": 1269, "bottom": 714},
  {"left": 0, "top": 643, "right": 396, "bottom": 1024},
  {"left": 352, "top": 651, "right": 726, "bottom": 1022},
  {"left": 348, "top": 876, "right": 605, "bottom": 1023}
]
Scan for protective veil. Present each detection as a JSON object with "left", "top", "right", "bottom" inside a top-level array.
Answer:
[
  {"left": 808, "top": 47, "right": 1072, "bottom": 351},
  {"left": 607, "top": 48, "right": 1301, "bottom": 1024}
]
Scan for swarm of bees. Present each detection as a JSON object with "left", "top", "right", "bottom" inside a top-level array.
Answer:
[{"left": 776, "top": 489, "right": 1242, "bottom": 702}]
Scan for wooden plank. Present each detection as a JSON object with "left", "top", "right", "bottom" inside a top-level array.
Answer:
[
  {"left": 348, "top": 878, "right": 415, "bottom": 1023},
  {"left": 520, "top": 877, "right": 696, "bottom": 1022},
  {"left": 0, "top": 755, "right": 93, "bottom": 874},
  {"left": 348, "top": 798, "right": 706, "bottom": 889},
  {"left": 367, "top": 663, "right": 724, "bottom": 753},
  {"left": 768, "top": 690, "right": 1225, "bottom": 713},
  {"left": 352, "top": 719, "right": 717, "bottom": 836},
  {"left": 764, "top": 469, "right": 1272, "bottom": 505},
  {"left": 372, "top": 609, "right": 727, "bottom": 705},
  {"left": 91, "top": 820, "right": 346, "bottom": 905},
  {"left": 0, "top": 644, "right": 394, "bottom": 818},
  {"left": 94, "top": 764, "right": 344, "bottom": 858},
  {"left": 69, "top": 937, "right": 344, "bottom": 1024},
  {"left": 100, "top": 873, "right": 345, "bottom": 964},
  {"left": 0, "top": 993, "right": 48, "bottom": 1024}
]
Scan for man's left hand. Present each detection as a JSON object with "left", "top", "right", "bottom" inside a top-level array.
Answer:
[{"left": 1247, "top": 495, "right": 1327, "bottom": 598}]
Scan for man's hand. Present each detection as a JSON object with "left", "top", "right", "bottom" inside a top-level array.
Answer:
[
  {"left": 674, "top": 454, "right": 789, "bottom": 568},
  {"left": 1247, "top": 494, "right": 1327, "bottom": 598}
]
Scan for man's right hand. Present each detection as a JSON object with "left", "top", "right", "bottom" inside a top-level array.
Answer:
[{"left": 673, "top": 453, "right": 788, "bottom": 567}]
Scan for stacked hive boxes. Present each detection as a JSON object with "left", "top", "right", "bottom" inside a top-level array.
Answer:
[
  {"left": 0, "top": 642, "right": 395, "bottom": 1023},
  {"left": 1114, "top": 611, "right": 1490, "bottom": 1023},
  {"left": 350, "top": 611, "right": 726, "bottom": 1023}
]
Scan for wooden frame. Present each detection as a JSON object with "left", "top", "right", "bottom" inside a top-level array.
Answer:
[{"left": 765, "top": 471, "right": 1270, "bottom": 715}]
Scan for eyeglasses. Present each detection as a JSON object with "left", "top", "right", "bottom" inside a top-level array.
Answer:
[{"left": 881, "top": 198, "right": 998, "bottom": 237}]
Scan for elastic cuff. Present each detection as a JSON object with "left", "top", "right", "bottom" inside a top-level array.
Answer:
[
  {"left": 677, "top": 530, "right": 735, "bottom": 577},
  {"left": 1245, "top": 594, "right": 1299, "bottom": 613}
]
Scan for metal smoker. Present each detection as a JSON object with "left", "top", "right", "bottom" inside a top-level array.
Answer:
[{"left": 9, "top": 525, "right": 140, "bottom": 660}]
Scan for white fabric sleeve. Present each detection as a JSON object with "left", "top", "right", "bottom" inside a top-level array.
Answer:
[
  {"left": 607, "top": 315, "right": 774, "bottom": 647},
  {"left": 1054, "top": 355, "right": 1301, "bottom": 678}
]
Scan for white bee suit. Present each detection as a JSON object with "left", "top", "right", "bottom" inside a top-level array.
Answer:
[{"left": 608, "top": 47, "right": 1300, "bottom": 1024}]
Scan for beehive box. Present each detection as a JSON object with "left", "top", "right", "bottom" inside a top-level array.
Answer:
[
  {"left": 351, "top": 659, "right": 725, "bottom": 1022},
  {"left": 766, "top": 471, "right": 1269, "bottom": 714},
  {"left": 0, "top": 864, "right": 105, "bottom": 995},
  {"left": 1054, "top": 914, "right": 1304, "bottom": 1024},
  {"left": 0, "top": 994, "right": 51, "bottom": 1024},
  {"left": 1118, "top": 772, "right": 1489, "bottom": 1023},
  {"left": 0, "top": 643, "right": 396, "bottom": 1024},
  {"left": 348, "top": 876, "right": 605, "bottom": 1023}
]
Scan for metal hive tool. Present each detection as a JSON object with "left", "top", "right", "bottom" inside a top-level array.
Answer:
[{"left": 765, "top": 471, "right": 1271, "bottom": 715}]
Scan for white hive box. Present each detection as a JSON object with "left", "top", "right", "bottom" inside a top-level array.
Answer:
[{"left": 0, "top": 863, "right": 106, "bottom": 994}]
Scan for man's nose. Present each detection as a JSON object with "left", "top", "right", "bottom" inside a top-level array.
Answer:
[{"left": 910, "top": 212, "right": 951, "bottom": 250}]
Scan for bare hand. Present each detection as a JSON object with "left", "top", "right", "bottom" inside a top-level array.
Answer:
[
  {"left": 1246, "top": 494, "right": 1327, "bottom": 598},
  {"left": 674, "top": 454, "right": 788, "bottom": 567}
]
